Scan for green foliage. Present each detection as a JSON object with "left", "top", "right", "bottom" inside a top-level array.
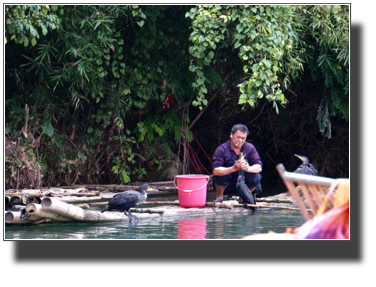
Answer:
[
  {"left": 4, "top": 4, "right": 350, "bottom": 186},
  {"left": 111, "top": 156, "right": 131, "bottom": 183},
  {"left": 187, "top": 5, "right": 305, "bottom": 113},
  {"left": 136, "top": 110, "right": 192, "bottom": 144},
  {"left": 300, "top": 5, "right": 349, "bottom": 138},
  {"left": 41, "top": 122, "right": 54, "bottom": 137},
  {"left": 5, "top": 5, "right": 60, "bottom": 46},
  {"left": 316, "top": 99, "right": 332, "bottom": 139}
]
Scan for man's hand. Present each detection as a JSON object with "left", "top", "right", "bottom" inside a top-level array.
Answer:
[
  {"left": 240, "top": 161, "right": 249, "bottom": 171},
  {"left": 234, "top": 159, "right": 244, "bottom": 171}
]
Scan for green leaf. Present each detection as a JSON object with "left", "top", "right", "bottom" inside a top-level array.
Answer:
[
  {"left": 197, "top": 77, "right": 205, "bottom": 85},
  {"left": 137, "top": 20, "right": 145, "bottom": 27},
  {"left": 118, "top": 39, "right": 124, "bottom": 45},
  {"left": 263, "top": 59, "right": 272, "bottom": 69},
  {"left": 41, "top": 122, "right": 54, "bottom": 137}
]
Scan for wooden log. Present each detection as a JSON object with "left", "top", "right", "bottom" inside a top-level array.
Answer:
[
  {"left": 25, "top": 203, "right": 75, "bottom": 222},
  {"left": 5, "top": 196, "right": 11, "bottom": 206},
  {"left": 41, "top": 197, "right": 126, "bottom": 222}
]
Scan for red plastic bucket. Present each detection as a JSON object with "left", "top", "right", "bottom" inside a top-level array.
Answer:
[{"left": 174, "top": 174, "right": 210, "bottom": 208}]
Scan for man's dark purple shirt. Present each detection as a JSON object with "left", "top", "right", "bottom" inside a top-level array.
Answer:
[{"left": 212, "top": 140, "right": 262, "bottom": 180}]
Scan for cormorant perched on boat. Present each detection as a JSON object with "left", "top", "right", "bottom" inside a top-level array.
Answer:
[
  {"left": 101, "top": 184, "right": 158, "bottom": 221},
  {"left": 293, "top": 154, "right": 318, "bottom": 176}
]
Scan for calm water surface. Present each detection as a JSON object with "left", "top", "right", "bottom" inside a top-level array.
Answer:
[{"left": 5, "top": 188, "right": 306, "bottom": 240}]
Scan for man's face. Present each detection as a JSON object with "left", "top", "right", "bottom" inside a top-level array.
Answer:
[{"left": 231, "top": 130, "right": 247, "bottom": 148}]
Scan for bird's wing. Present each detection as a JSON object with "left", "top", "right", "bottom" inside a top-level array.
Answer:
[
  {"left": 109, "top": 190, "right": 139, "bottom": 205},
  {"left": 293, "top": 166, "right": 306, "bottom": 174},
  {"left": 309, "top": 163, "right": 318, "bottom": 175}
]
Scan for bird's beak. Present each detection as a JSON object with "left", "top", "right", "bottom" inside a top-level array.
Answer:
[
  {"left": 147, "top": 187, "right": 159, "bottom": 192},
  {"left": 294, "top": 154, "right": 302, "bottom": 160}
]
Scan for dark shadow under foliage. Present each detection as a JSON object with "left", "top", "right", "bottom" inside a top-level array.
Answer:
[{"left": 188, "top": 72, "right": 349, "bottom": 188}]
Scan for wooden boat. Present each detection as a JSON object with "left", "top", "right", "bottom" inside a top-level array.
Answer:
[{"left": 243, "top": 164, "right": 349, "bottom": 239}]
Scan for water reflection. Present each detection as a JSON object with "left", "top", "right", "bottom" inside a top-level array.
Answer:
[
  {"left": 5, "top": 208, "right": 306, "bottom": 239},
  {"left": 177, "top": 217, "right": 208, "bottom": 239}
]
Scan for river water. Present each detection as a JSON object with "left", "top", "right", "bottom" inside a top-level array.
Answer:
[{"left": 5, "top": 188, "right": 306, "bottom": 240}]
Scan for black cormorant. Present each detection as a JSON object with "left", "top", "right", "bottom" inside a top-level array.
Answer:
[
  {"left": 101, "top": 184, "right": 158, "bottom": 221},
  {"left": 293, "top": 154, "right": 318, "bottom": 176},
  {"left": 236, "top": 152, "right": 256, "bottom": 208}
]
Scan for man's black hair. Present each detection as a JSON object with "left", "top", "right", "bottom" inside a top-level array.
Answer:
[{"left": 231, "top": 124, "right": 249, "bottom": 136}]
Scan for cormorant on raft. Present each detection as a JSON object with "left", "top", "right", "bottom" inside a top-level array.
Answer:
[
  {"left": 236, "top": 152, "right": 257, "bottom": 209},
  {"left": 293, "top": 154, "right": 318, "bottom": 176},
  {"left": 101, "top": 184, "right": 158, "bottom": 222}
]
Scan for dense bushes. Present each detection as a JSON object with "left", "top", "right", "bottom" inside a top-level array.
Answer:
[{"left": 5, "top": 5, "right": 349, "bottom": 188}]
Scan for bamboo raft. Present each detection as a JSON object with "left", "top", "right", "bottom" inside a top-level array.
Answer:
[{"left": 5, "top": 181, "right": 300, "bottom": 225}]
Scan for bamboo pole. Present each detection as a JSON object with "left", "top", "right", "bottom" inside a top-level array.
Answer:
[
  {"left": 57, "top": 196, "right": 104, "bottom": 204},
  {"left": 256, "top": 198, "right": 293, "bottom": 204},
  {"left": 59, "top": 181, "right": 175, "bottom": 190},
  {"left": 10, "top": 195, "right": 22, "bottom": 205},
  {"left": 231, "top": 197, "right": 293, "bottom": 204},
  {"left": 74, "top": 203, "right": 91, "bottom": 209},
  {"left": 205, "top": 202, "right": 234, "bottom": 209},
  {"left": 5, "top": 192, "right": 42, "bottom": 197},
  {"left": 5, "top": 196, "right": 11, "bottom": 206},
  {"left": 142, "top": 201, "right": 180, "bottom": 205},
  {"left": 276, "top": 164, "right": 312, "bottom": 220},
  {"left": 41, "top": 197, "right": 126, "bottom": 222},
  {"left": 231, "top": 203, "right": 311, "bottom": 212},
  {"left": 143, "top": 200, "right": 301, "bottom": 211},
  {"left": 129, "top": 208, "right": 165, "bottom": 214},
  {"left": 5, "top": 211, "right": 25, "bottom": 224},
  {"left": 25, "top": 203, "right": 75, "bottom": 222},
  {"left": 70, "top": 192, "right": 100, "bottom": 197},
  {"left": 5, "top": 211, "right": 42, "bottom": 224}
]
